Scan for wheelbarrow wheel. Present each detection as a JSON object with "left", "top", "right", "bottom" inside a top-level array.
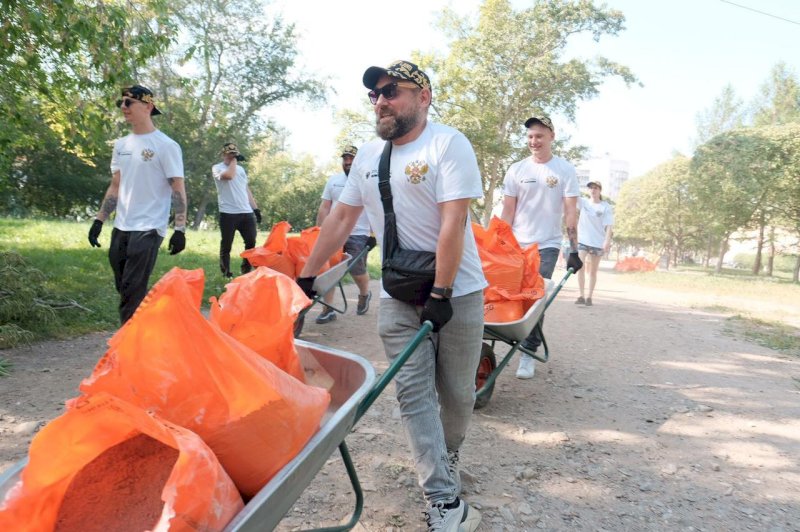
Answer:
[
  {"left": 474, "top": 342, "right": 497, "bottom": 410},
  {"left": 294, "top": 314, "right": 305, "bottom": 338}
]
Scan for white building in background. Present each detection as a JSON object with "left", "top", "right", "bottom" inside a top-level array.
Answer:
[{"left": 575, "top": 155, "right": 630, "bottom": 200}]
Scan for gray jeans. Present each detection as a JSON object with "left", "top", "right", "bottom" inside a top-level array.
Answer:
[{"left": 378, "top": 290, "right": 484, "bottom": 504}]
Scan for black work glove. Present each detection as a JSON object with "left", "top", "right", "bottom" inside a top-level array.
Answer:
[
  {"left": 365, "top": 235, "right": 377, "bottom": 250},
  {"left": 168, "top": 230, "right": 186, "bottom": 255},
  {"left": 566, "top": 251, "right": 583, "bottom": 273},
  {"left": 296, "top": 276, "right": 317, "bottom": 299},
  {"left": 88, "top": 219, "right": 103, "bottom": 248},
  {"left": 236, "top": 154, "right": 246, "bottom": 162},
  {"left": 253, "top": 208, "right": 262, "bottom": 224},
  {"left": 420, "top": 296, "right": 453, "bottom": 333}
]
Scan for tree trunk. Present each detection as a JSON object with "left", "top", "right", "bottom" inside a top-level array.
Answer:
[
  {"left": 793, "top": 254, "right": 800, "bottom": 283},
  {"left": 704, "top": 235, "right": 713, "bottom": 268},
  {"left": 766, "top": 226, "right": 775, "bottom": 276},
  {"left": 192, "top": 190, "right": 214, "bottom": 230},
  {"left": 752, "top": 218, "right": 765, "bottom": 275},
  {"left": 715, "top": 235, "right": 729, "bottom": 273}
]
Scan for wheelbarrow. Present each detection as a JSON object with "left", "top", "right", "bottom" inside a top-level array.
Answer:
[
  {"left": 294, "top": 242, "right": 374, "bottom": 338},
  {"left": 0, "top": 322, "right": 435, "bottom": 531},
  {"left": 473, "top": 269, "right": 574, "bottom": 409}
]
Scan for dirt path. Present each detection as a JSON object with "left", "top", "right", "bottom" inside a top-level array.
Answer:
[{"left": 2, "top": 266, "right": 799, "bottom": 531}]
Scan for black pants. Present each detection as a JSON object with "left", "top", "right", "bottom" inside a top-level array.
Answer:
[
  {"left": 219, "top": 212, "right": 257, "bottom": 276},
  {"left": 109, "top": 228, "right": 163, "bottom": 324},
  {"left": 523, "top": 246, "right": 560, "bottom": 350}
]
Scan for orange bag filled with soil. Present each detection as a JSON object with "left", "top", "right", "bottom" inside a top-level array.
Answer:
[
  {"left": 0, "top": 393, "right": 243, "bottom": 532},
  {"left": 209, "top": 267, "right": 310, "bottom": 382},
  {"left": 79, "top": 267, "right": 331, "bottom": 498}
]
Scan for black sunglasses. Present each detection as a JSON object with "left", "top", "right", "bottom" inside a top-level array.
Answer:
[
  {"left": 115, "top": 98, "right": 141, "bottom": 108},
  {"left": 368, "top": 82, "right": 419, "bottom": 105}
]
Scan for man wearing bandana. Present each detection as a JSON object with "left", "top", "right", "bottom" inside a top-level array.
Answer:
[{"left": 88, "top": 84, "right": 187, "bottom": 324}]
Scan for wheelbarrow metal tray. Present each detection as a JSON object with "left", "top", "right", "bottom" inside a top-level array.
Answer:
[
  {"left": 483, "top": 279, "right": 554, "bottom": 343},
  {"left": 312, "top": 253, "right": 352, "bottom": 296},
  {"left": 224, "top": 339, "right": 375, "bottom": 531},
  {"left": 0, "top": 341, "right": 375, "bottom": 532}
]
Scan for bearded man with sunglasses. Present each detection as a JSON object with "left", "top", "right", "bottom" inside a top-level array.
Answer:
[
  {"left": 88, "top": 84, "right": 187, "bottom": 324},
  {"left": 297, "top": 61, "right": 485, "bottom": 532}
]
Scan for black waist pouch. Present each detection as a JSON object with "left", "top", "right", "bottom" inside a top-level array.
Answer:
[{"left": 382, "top": 248, "right": 436, "bottom": 306}]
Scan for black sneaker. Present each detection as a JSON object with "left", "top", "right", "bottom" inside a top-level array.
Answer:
[
  {"left": 575, "top": 296, "right": 585, "bottom": 304},
  {"left": 356, "top": 291, "right": 372, "bottom": 315},
  {"left": 315, "top": 309, "right": 337, "bottom": 324}
]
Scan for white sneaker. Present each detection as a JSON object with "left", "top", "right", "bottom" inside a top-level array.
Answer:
[
  {"left": 515, "top": 354, "right": 536, "bottom": 379},
  {"left": 425, "top": 498, "right": 481, "bottom": 532}
]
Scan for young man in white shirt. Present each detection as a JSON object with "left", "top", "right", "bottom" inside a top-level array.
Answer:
[
  {"left": 88, "top": 85, "right": 187, "bottom": 324},
  {"left": 314, "top": 145, "right": 374, "bottom": 323},
  {"left": 297, "top": 60, "right": 484, "bottom": 532},
  {"left": 500, "top": 115, "right": 583, "bottom": 379},
  {"left": 576, "top": 181, "right": 614, "bottom": 306},
  {"left": 211, "top": 142, "right": 260, "bottom": 278}
]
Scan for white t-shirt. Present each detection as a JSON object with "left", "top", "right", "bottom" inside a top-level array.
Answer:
[
  {"left": 339, "top": 122, "right": 488, "bottom": 299},
  {"left": 577, "top": 196, "right": 614, "bottom": 248},
  {"left": 212, "top": 162, "right": 252, "bottom": 214},
  {"left": 502, "top": 155, "right": 579, "bottom": 249},
  {"left": 321, "top": 172, "right": 371, "bottom": 236},
  {"left": 110, "top": 130, "right": 184, "bottom": 237}
]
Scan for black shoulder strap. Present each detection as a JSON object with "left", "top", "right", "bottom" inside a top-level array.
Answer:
[{"left": 378, "top": 141, "right": 393, "bottom": 214}]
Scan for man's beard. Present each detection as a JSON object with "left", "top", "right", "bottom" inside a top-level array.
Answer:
[{"left": 376, "top": 108, "right": 420, "bottom": 140}]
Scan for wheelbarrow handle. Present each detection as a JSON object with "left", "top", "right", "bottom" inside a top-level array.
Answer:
[
  {"left": 544, "top": 268, "right": 574, "bottom": 310},
  {"left": 354, "top": 320, "right": 433, "bottom": 423}
]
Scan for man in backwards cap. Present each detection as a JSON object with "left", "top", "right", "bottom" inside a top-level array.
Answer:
[
  {"left": 297, "top": 60, "right": 485, "bottom": 531},
  {"left": 314, "top": 145, "right": 374, "bottom": 323},
  {"left": 500, "top": 115, "right": 583, "bottom": 379},
  {"left": 88, "top": 84, "right": 187, "bottom": 324},
  {"left": 212, "top": 142, "right": 261, "bottom": 278}
]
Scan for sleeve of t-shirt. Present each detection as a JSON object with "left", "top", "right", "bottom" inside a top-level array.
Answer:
[
  {"left": 604, "top": 203, "right": 615, "bottom": 227},
  {"left": 436, "top": 133, "right": 483, "bottom": 203},
  {"left": 502, "top": 164, "right": 518, "bottom": 198},
  {"left": 321, "top": 177, "right": 334, "bottom": 201},
  {"left": 338, "top": 165, "right": 364, "bottom": 207},
  {"left": 160, "top": 140, "right": 184, "bottom": 179},
  {"left": 577, "top": 196, "right": 586, "bottom": 211},
  {"left": 563, "top": 164, "right": 579, "bottom": 197},
  {"left": 110, "top": 139, "right": 121, "bottom": 173},
  {"left": 211, "top": 163, "right": 224, "bottom": 181}
]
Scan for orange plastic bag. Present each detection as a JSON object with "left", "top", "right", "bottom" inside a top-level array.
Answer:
[
  {"left": 0, "top": 393, "right": 243, "bottom": 532},
  {"left": 209, "top": 267, "right": 310, "bottom": 382},
  {"left": 241, "top": 221, "right": 295, "bottom": 277},
  {"left": 474, "top": 218, "right": 545, "bottom": 322},
  {"left": 472, "top": 218, "right": 524, "bottom": 294},
  {"left": 79, "top": 267, "right": 331, "bottom": 498},
  {"left": 287, "top": 227, "right": 344, "bottom": 277},
  {"left": 614, "top": 256, "right": 657, "bottom": 272}
]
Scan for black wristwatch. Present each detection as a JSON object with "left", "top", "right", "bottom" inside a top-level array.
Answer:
[{"left": 431, "top": 286, "right": 453, "bottom": 299}]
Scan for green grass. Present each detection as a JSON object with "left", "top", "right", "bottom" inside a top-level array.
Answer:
[
  {"left": 724, "top": 315, "right": 800, "bottom": 358},
  {"left": 0, "top": 217, "right": 381, "bottom": 342}
]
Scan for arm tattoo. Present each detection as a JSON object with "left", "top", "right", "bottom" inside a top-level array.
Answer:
[
  {"left": 567, "top": 226, "right": 578, "bottom": 252},
  {"left": 100, "top": 195, "right": 117, "bottom": 218},
  {"left": 171, "top": 190, "right": 187, "bottom": 228}
]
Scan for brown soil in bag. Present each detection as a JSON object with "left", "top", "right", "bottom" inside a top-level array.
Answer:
[{"left": 55, "top": 433, "right": 178, "bottom": 532}]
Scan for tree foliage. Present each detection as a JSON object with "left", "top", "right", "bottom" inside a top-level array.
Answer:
[{"left": 420, "top": 0, "right": 638, "bottom": 222}]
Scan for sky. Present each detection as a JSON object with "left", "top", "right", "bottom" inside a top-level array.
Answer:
[{"left": 266, "top": 0, "right": 800, "bottom": 178}]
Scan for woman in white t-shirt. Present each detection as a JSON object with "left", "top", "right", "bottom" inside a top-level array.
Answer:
[{"left": 576, "top": 181, "right": 614, "bottom": 306}]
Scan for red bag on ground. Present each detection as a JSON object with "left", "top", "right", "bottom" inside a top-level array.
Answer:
[
  {"left": 0, "top": 393, "right": 243, "bottom": 532},
  {"left": 209, "top": 267, "right": 310, "bottom": 382},
  {"left": 79, "top": 268, "right": 331, "bottom": 498}
]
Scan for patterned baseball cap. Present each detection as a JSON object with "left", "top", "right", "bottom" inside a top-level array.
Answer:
[
  {"left": 524, "top": 115, "right": 554, "bottom": 132},
  {"left": 362, "top": 60, "right": 431, "bottom": 90},
  {"left": 341, "top": 145, "right": 358, "bottom": 157},
  {"left": 587, "top": 181, "right": 602, "bottom": 189},
  {"left": 221, "top": 142, "right": 239, "bottom": 155},
  {"left": 120, "top": 85, "right": 161, "bottom": 116}
]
